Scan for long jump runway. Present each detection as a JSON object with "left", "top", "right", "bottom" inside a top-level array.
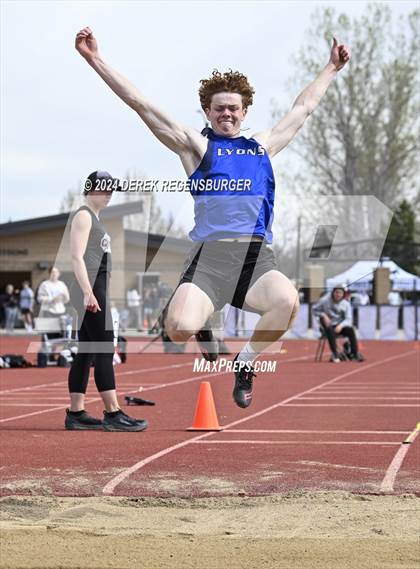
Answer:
[{"left": 0, "top": 338, "right": 418, "bottom": 498}]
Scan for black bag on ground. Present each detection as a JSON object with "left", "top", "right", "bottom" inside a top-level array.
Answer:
[{"left": 1, "top": 354, "right": 33, "bottom": 368}]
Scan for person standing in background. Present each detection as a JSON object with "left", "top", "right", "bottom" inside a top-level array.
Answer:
[
  {"left": 37, "top": 267, "right": 70, "bottom": 318},
  {"left": 3, "top": 284, "right": 19, "bottom": 333},
  {"left": 19, "top": 281, "right": 35, "bottom": 332}
]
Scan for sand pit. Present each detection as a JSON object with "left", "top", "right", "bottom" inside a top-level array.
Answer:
[{"left": 1, "top": 492, "right": 419, "bottom": 569}]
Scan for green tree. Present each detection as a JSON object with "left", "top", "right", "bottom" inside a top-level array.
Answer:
[
  {"left": 272, "top": 4, "right": 419, "bottom": 249},
  {"left": 383, "top": 199, "right": 419, "bottom": 274}
]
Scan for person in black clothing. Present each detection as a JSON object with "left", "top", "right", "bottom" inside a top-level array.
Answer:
[
  {"left": 2, "top": 284, "right": 19, "bottom": 332},
  {"left": 66, "top": 171, "right": 148, "bottom": 432}
]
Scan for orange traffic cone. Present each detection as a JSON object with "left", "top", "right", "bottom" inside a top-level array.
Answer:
[{"left": 187, "top": 381, "right": 223, "bottom": 431}]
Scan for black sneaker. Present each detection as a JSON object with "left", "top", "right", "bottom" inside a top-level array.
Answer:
[
  {"left": 232, "top": 355, "right": 256, "bottom": 408},
  {"left": 65, "top": 409, "right": 104, "bottom": 430},
  {"left": 103, "top": 410, "right": 148, "bottom": 432},
  {"left": 351, "top": 352, "right": 365, "bottom": 362},
  {"left": 119, "top": 409, "right": 150, "bottom": 427},
  {"left": 195, "top": 325, "right": 219, "bottom": 362},
  {"left": 329, "top": 355, "right": 341, "bottom": 363}
]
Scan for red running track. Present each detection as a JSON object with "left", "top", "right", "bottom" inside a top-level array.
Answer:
[{"left": 0, "top": 337, "right": 419, "bottom": 497}]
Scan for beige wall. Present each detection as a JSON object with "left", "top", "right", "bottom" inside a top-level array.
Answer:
[
  {"left": 0, "top": 228, "right": 71, "bottom": 290},
  {"left": 0, "top": 221, "right": 187, "bottom": 300},
  {"left": 1, "top": 217, "right": 126, "bottom": 294}
]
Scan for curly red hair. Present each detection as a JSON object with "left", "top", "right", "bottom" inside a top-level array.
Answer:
[{"left": 199, "top": 69, "right": 255, "bottom": 111}]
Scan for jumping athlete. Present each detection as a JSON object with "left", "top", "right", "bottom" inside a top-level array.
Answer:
[
  {"left": 75, "top": 28, "right": 351, "bottom": 408},
  {"left": 66, "top": 170, "right": 148, "bottom": 431}
]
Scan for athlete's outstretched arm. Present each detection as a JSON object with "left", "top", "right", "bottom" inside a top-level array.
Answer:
[
  {"left": 75, "top": 27, "right": 205, "bottom": 162},
  {"left": 253, "top": 37, "right": 351, "bottom": 157}
]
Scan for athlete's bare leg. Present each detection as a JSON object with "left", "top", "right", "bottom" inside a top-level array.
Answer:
[
  {"left": 165, "top": 283, "right": 215, "bottom": 344},
  {"left": 231, "top": 270, "right": 299, "bottom": 408},
  {"left": 244, "top": 270, "right": 299, "bottom": 352}
]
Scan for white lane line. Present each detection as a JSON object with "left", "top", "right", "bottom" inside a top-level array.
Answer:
[
  {"left": 380, "top": 424, "right": 420, "bottom": 493},
  {"left": 334, "top": 383, "right": 419, "bottom": 387},
  {"left": 0, "top": 403, "right": 77, "bottom": 407},
  {"left": 0, "top": 361, "right": 193, "bottom": 395},
  {"left": 0, "top": 380, "right": 65, "bottom": 395},
  {"left": 312, "top": 390, "right": 419, "bottom": 393},
  {"left": 0, "top": 371, "right": 221, "bottom": 424},
  {"left": 226, "top": 429, "right": 410, "bottom": 434},
  {"left": 102, "top": 348, "right": 415, "bottom": 495},
  {"left": 1, "top": 355, "right": 309, "bottom": 423},
  {"left": 0, "top": 399, "right": 99, "bottom": 422},
  {"left": 0, "top": 397, "right": 72, "bottom": 401},
  {"left": 191, "top": 440, "right": 400, "bottom": 446},
  {"left": 298, "top": 397, "right": 420, "bottom": 400},
  {"left": 284, "top": 404, "right": 419, "bottom": 407},
  {"left": 311, "top": 385, "right": 419, "bottom": 391}
]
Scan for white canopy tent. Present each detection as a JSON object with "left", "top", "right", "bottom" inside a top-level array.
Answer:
[{"left": 326, "top": 260, "right": 420, "bottom": 291}]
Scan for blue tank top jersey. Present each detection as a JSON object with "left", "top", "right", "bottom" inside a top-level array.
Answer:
[{"left": 188, "top": 128, "right": 275, "bottom": 243}]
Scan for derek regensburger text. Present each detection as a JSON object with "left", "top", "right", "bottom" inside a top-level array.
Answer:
[
  {"left": 116, "top": 178, "right": 253, "bottom": 192},
  {"left": 193, "top": 358, "right": 277, "bottom": 373}
]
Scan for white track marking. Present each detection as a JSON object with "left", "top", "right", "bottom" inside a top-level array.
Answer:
[
  {"left": 380, "top": 424, "right": 420, "bottom": 493},
  {"left": 0, "top": 403, "right": 79, "bottom": 407},
  {"left": 0, "top": 399, "right": 99, "bottom": 422},
  {"left": 1, "top": 397, "right": 72, "bottom": 400},
  {"left": 298, "top": 396, "right": 420, "bottom": 400},
  {"left": 284, "top": 404, "right": 419, "bottom": 407},
  {"left": 0, "top": 362, "right": 193, "bottom": 395},
  {"left": 319, "top": 387, "right": 419, "bottom": 390},
  {"left": 309, "top": 390, "right": 419, "bottom": 393},
  {"left": 334, "top": 383, "right": 419, "bottom": 387},
  {"left": 192, "top": 440, "right": 400, "bottom": 446},
  {"left": 0, "top": 355, "right": 311, "bottom": 423},
  {"left": 225, "top": 429, "right": 410, "bottom": 434},
  {"left": 0, "top": 380, "right": 66, "bottom": 395},
  {"left": 102, "top": 349, "right": 415, "bottom": 495},
  {"left": 0, "top": 372, "right": 219, "bottom": 423}
]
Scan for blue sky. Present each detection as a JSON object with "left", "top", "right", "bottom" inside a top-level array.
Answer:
[{"left": 1, "top": 0, "right": 416, "bottom": 229}]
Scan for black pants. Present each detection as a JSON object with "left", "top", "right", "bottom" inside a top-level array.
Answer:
[
  {"left": 321, "top": 318, "right": 358, "bottom": 357},
  {"left": 68, "top": 273, "right": 115, "bottom": 394}
]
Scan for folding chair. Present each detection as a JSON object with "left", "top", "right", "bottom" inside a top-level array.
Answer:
[
  {"left": 314, "top": 319, "right": 349, "bottom": 362},
  {"left": 314, "top": 325, "right": 328, "bottom": 362}
]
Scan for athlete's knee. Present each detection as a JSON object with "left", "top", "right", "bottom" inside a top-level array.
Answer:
[{"left": 271, "top": 289, "right": 299, "bottom": 330}]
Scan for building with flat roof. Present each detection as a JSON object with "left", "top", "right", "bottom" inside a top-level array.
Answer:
[{"left": 0, "top": 201, "right": 191, "bottom": 308}]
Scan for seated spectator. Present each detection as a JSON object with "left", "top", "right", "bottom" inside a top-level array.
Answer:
[
  {"left": 313, "top": 285, "right": 364, "bottom": 363},
  {"left": 19, "top": 281, "right": 35, "bottom": 332}
]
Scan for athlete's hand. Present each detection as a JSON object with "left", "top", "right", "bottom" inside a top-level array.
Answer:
[
  {"left": 84, "top": 291, "right": 101, "bottom": 313},
  {"left": 75, "top": 27, "right": 99, "bottom": 61},
  {"left": 329, "top": 37, "right": 351, "bottom": 71}
]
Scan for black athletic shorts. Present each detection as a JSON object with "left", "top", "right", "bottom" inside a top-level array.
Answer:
[{"left": 178, "top": 240, "right": 277, "bottom": 312}]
